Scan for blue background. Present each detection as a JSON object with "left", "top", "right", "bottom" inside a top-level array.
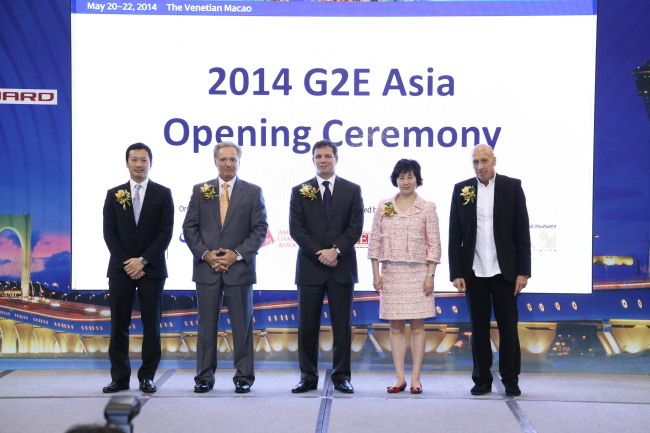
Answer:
[{"left": 0, "top": 0, "right": 649, "bottom": 371}]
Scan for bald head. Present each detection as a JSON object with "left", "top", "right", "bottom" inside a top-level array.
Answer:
[{"left": 472, "top": 144, "right": 497, "bottom": 185}]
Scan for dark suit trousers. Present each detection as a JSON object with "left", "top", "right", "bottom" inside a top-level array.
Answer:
[
  {"left": 108, "top": 277, "right": 164, "bottom": 383},
  {"left": 195, "top": 280, "right": 255, "bottom": 386},
  {"left": 298, "top": 280, "right": 354, "bottom": 384},
  {"left": 465, "top": 273, "right": 521, "bottom": 386}
]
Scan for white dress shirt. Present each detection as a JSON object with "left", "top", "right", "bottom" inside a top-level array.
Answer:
[
  {"left": 473, "top": 174, "right": 502, "bottom": 277},
  {"left": 219, "top": 176, "right": 237, "bottom": 200},
  {"left": 316, "top": 173, "right": 336, "bottom": 197},
  {"left": 129, "top": 178, "right": 149, "bottom": 204}
]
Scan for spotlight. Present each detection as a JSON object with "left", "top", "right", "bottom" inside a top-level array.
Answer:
[{"left": 104, "top": 397, "right": 141, "bottom": 433}]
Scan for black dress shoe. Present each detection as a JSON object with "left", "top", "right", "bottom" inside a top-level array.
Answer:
[
  {"left": 194, "top": 380, "right": 213, "bottom": 393},
  {"left": 139, "top": 379, "right": 157, "bottom": 393},
  {"left": 235, "top": 381, "right": 251, "bottom": 394},
  {"left": 291, "top": 380, "right": 317, "bottom": 393},
  {"left": 102, "top": 381, "right": 129, "bottom": 393},
  {"left": 333, "top": 379, "right": 354, "bottom": 394},
  {"left": 504, "top": 383, "right": 521, "bottom": 397},
  {"left": 470, "top": 383, "right": 492, "bottom": 395}
]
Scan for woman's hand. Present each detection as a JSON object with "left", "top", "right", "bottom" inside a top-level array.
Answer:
[
  {"left": 423, "top": 275, "right": 434, "bottom": 296},
  {"left": 373, "top": 275, "right": 382, "bottom": 292}
]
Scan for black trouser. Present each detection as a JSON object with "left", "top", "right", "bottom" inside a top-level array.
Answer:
[
  {"left": 108, "top": 277, "right": 164, "bottom": 383},
  {"left": 465, "top": 273, "right": 520, "bottom": 386},
  {"left": 297, "top": 280, "right": 354, "bottom": 384}
]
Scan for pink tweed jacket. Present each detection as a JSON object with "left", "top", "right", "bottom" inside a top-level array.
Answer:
[{"left": 368, "top": 194, "right": 441, "bottom": 264}]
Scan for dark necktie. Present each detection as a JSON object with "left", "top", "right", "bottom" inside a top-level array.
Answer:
[{"left": 322, "top": 181, "right": 331, "bottom": 215}]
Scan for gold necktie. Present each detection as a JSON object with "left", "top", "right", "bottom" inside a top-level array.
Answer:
[{"left": 220, "top": 183, "right": 229, "bottom": 225}]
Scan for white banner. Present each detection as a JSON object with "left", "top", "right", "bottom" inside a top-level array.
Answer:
[{"left": 72, "top": 11, "right": 596, "bottom": 293}]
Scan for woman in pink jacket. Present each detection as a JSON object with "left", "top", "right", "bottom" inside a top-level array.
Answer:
[{"left": 368, "top": 159, "right": 441, "bottom": 394}]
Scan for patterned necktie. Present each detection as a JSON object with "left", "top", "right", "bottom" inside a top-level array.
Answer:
[
  {"left": 322, "top": 181, "right": 331, "bottom": 215},
  {"left": 133, "top": 184, "right": 142, "bottom": 225},
  {"left": 220, "top": 183, "right": 229, "bottom": 225}
]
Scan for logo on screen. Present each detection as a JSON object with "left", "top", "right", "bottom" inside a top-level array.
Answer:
[
  {"left": 355, "top": 233, "right": 370, "bottom": 248},
  {"left": 0, "top": 88, "right": 58, "bottom": 105},
  {"left": 261, "top": 230, "right": 274, "bottom": 248},
  {"left": 530, "top": 224, "right": 557, "bottom": 252},
  {"left": 275, "top": 229, "right": 297, "bottom": 248}
]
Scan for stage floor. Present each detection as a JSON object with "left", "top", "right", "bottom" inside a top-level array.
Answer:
[{"left": 0, "top": 368, "right": 648, "bottom": 433}]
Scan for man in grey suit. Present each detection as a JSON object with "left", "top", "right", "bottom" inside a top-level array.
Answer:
[{"left": 182, "top": 142, "right": 268, "bottom": 394}]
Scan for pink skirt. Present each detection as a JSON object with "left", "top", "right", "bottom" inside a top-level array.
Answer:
[{"left": 379, "top": 261, "right": 435, "bottom": 320}]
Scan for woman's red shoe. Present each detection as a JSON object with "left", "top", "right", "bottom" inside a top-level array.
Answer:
[{"left": 386, "top": 383, "right": 407, "bottom": 393}]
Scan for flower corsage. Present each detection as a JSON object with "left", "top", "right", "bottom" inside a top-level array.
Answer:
[
  {"left": 115, "top": 190, "right": 132, "bottom": 210},
  {"left": 380, "top": 202, "right": 398, "bottom": 217},
  {"left": 200, "top": 183, "right": 218, "bottom": 200},
  {"left": 460, "top": 185, "right": 476, "bottom": 205},
  {"left": 299, "top": 184, "right": 318, "bottom": 201}
]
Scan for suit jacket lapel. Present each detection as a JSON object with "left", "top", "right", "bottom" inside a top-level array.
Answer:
[
  {"left": 206, "top": 179, "right": 221, "bottom": 227},
  {"left": 328, "top": 176, "right": 345, "bottom": 219},
  {"left": 122, "top": 182, "right": 137, "bottom": 226},
  {"left": 311, "top": 177, "right": 330, "bottom": 222},
  {"left": 467, "top": 177, "right": 478, "bottom": 235},
  {"left": 138, "top": 180, "right": 154, "bottom": 224},
  {"left": 492, "top": 174, "right": 503, "bottom": 225},
  {"left": 412, "top": 193, "right": 426, "bottom": 213}
]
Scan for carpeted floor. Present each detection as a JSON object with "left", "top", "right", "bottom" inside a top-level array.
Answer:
[{"left": 0, "top": 369, "right": 648, "bottom": 433}]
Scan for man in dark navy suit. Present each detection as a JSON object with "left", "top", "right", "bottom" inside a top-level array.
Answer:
[
  {"left": 289, "top": 139, "right": 364, "bottom": 394},
  {"left": 102, "top": 142, "right": 174, "bottom": 394},
  {"left": 448, "top": 144, "right": 531, "bottom": 397}
]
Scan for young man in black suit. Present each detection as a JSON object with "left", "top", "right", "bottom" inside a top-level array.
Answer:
[
  {"left": 448, "top": 144, "right": 531, "bottom": 397},
  {"left": 289, "top": 139, "right": 364, "bottom": 394},
  {"left": 102, "top": 142, "right": 174, "bottom": 394}
]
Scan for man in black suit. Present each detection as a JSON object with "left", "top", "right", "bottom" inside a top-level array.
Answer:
[
  {"left": 102, "top": 142, "right": 174, "bottom": 394},
  {"left": 448, "top": 144, "right": 531, "bottom": 397},
  {"left": 289, "top": 139, "right": 364, "bottom": 394},
  {"left": 182, "top": 142, "right": 268, "bottom": 394}
]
